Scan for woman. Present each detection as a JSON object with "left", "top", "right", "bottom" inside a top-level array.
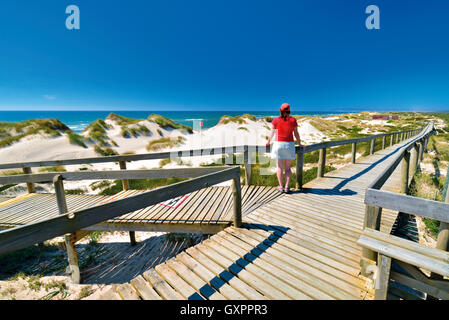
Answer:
[{"left": 266, "top": 103, "right": 306, "bottom": 193}]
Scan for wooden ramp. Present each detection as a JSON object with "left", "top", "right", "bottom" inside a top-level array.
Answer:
[
  {"left": 0, "top": 186, "right": 281, "bottom": 234},
  {"left": 108, "top": 139, "right": 416, "bottom": 300}
]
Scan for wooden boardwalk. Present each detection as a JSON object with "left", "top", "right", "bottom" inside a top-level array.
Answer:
[
  {"left": 103, "top": 139, "right": 416, "bottom": 300},
  {"left": 0, "top": 186, "right": 280, "bottom": 234}
]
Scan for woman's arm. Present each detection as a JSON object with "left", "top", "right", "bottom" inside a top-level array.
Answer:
[
  {"left": 293, "top": 127, "right": 306, "bottom": 150},
  {"left": 266, "top": 128, "right": 276, "bottom": 146}
]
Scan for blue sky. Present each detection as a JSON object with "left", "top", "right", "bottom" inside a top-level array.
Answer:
[{"left": 0, "top": 0, "right": 448, "bottom": 112}]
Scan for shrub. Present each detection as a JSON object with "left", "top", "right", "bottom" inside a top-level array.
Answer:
[
  {"left": 146, "top": 136, "right": 184, "bottom": 151},
  {"left": 94, "top": 145, "right": 118, "bottom": 156},
  {"left": 66, "top": 131, "right": 87, "bottom": 148}
]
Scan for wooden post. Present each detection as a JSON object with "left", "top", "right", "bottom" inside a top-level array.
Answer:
[
  {"left": 317, "top": 148, "right": 326, "bottom": 178},
  {"left": 382, "top": 136, "right": 386, "bottom": 150},
  {"left": 243, "top": 146, "right": 252, "bottom": 185},
  {"left": 53, "top": 175, "right": 80, "bottom": 284},
  {"left": 22, "top": 167, "right": 35, "bottom": 193},
  {"left": 400, "top": 150, "right": 410, "bottom": 194},
  {"left": 295, "top": 151, "right": 303, "bottom": 190},
  {"left": 423, "top": 137, "right": 428, "bottom": 153},
  {"left": 374, "top": 254, "right": 392, "bottom": 300},
  {"left": 118, "top": 161, "right": 136, "bottom": 245},
  {"left": 232, "top": 177, "right": 242, "bottom": 228},
  {"left": 119, "top": 161, "right": 130, "bottom": 191},
  {"left": 409, "top": 143, "right": 418, "bottom": 177},
  {"left": 390, "top": 135, "right": 393, "bottom": 147},
  {"left": 418, "top": 140, "right": 424, "bottom": 162},
  {"left": 351, "top": 143, "right": 357, "bottom": 164},
  {"left": 370, "top": 139, "right": 375, "bottom": 155},
  {"left": 362, "top": 205, "right": 382, "bottom": 262}
]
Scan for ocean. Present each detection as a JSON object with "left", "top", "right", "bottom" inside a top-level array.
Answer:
[{"left": 0, "top": 110, "right": 348, "bottom": 133}]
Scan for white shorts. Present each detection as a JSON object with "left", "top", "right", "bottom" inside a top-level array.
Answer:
[{"left": 270, "top": 141, "right": 296, "bottom": 160}]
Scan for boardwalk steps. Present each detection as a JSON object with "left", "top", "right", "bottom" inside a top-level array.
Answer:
[{"left": 108, "top": 138, "right": 421, "bottom": 300}]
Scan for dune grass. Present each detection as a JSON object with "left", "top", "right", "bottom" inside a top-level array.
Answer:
[
  {"left": 148, "top": 114, "right": 193, "bottom": 133},
  {"left": 66, "top": 131, "right": 87, "bottom": 148},
  {"left": 0, "top": 119, "right": 70, "bottom": 148},
  {"left": 219, "top": 114, "right": 257, "bottom": 125},
  {"left": 146, "top": 136, "right": 184, "bottom": 151}
]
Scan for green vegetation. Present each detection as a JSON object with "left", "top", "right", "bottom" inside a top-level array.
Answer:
[
  {"left": 106, "top": 113, "right": 141, "bottom": 125},
  {"left": 146, "top": 136, "right": 184, "bottom": 151},
  {"left": 148, "top": 114, "right": 193, "bottom": 133},
  {"left": 0, "top": 242, "right": 61, "bottom": 279},
  {"left": 66, "top": 131, "right": 87, "bottom": 148},
  {"left": 78, "top": 286, "right": 94, "bottom": 299},
  {"left": 83, "top": 119, "right": 112, "bottom": 147},
  {"left": 90, "top": 180, "right": 113, "bottom": 191},
  {"left": 159, "top": 158, "right": 172, "bottom": 168},
  {"left": 0, "top": 119, "right": 70, "bottom": 148},
  {"left": 237, "top": 126, "right": 249, "bottom": 131},
  {"left": 38, "top": 166, "right": 66, "bottom": 173},
  {"left": 65, "top": 188, "right": 88, "bottom": 195},
  {"left": 120, "top": 124, "right": 151, "bottom": 138},
  {"left": 94, "top": 145, "right": 118, "bottom": 156},
  {"left": 407, "top": 113, "right": 449, "bottom": 238},
  {"left": 219, "top": 114, "right": 257, "bottom": 125}
]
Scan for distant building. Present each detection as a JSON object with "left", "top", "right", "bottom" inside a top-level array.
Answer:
[
  {"left": 372, "top": 115, "right": 389, "bottom": 120},
  {"left": 391, "top": 116, "right": 399, "bottom": 120}
]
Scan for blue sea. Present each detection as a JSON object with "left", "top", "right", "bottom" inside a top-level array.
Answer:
[{"left": 0, "top": 110, "right": 349, "bottom": 133}]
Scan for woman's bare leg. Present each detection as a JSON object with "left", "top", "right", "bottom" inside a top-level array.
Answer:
[
  {"left": 284, "top": 159, "right": 292, "bottom": 189},
  {"left": 277, "top": 159, "right": 284, "bottom": 188}
]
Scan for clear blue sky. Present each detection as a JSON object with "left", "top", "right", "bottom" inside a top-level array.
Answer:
[{"left": 0, "top": 0, "right": 448, "bottom": 112}]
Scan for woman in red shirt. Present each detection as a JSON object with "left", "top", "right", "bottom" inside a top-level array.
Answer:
[{"left": 266, "top": 103, "right": 305, "bottom": 193}]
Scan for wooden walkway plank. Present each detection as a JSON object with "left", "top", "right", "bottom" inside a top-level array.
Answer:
[
  {"left": 185, "top": 246, "right": 267, "bottom": 300},
  {"left": 223, "top": 226, "right": 371, "bottom": 299},
  {"left": 208, "top": 233, "right": 314, "bottom": 299},
  {"left": 143, "top": 268, "right": 185, "bottom": 300},
  {"left": 199, "top": 240, "right": 292, "bottom": 299},
  {"left": 176, "top": 251, "right": 247, "bottom": 300},
  {"left": 130, "top": 275, "right": 163, "bottom": 300},
  {"left": 154, "top": 262, "right": 206, "bottom": 300},
  {"left": 165, "top": 258, "right": 226, "bottom": 300}
]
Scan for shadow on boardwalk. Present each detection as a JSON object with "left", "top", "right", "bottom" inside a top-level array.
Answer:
[{"left": 186, "top": 223, "right": 289, "bottom": 300}]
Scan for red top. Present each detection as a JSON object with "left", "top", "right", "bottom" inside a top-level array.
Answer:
[{"left": 272, "top": 116, "right": 298, "bottom": 142}]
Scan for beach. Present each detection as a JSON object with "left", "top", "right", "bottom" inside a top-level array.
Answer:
[{"left": 0, "top": 111, "right": 444, "bottom": 300}]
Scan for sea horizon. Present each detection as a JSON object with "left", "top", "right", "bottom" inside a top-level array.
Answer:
[{"left": 0, "top": 110, "right": 353, "bottom": 133}]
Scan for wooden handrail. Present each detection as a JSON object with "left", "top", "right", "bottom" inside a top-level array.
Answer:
[
  {"left": 366, "top": 124, "right": 435, "bottom": 190},
  {"left": 0, "top": 127, "right": 424, "bottom": 171},
  {"left": 365, "top": 189, "right": 449, "bottom": 224},
  {"left": 0, "top": 166, "right": 233, "bottom": 185},
  {"left": 361, "top": 123, "right": 437, "bottom": 271}
]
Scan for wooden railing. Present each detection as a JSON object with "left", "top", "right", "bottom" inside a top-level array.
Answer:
[
  {"left": 358, "top": 123, "right": 449, "bottom": 300},
  {"left": 0, "top": 165, "right": 242, "bottom": 283},
  {"left": 0, "top": 125, "right": 424, "bottom": 190}
]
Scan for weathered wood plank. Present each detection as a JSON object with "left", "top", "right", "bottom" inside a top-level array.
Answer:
[
  {"left": 365, "top": 188, "right": 449, "bottom": 224},
  {"left": 130, "top": 275, "right": 163, "bottom": 300}
]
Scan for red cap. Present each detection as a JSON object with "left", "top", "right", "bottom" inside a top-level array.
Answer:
[{"left": 280, "top": 103, "right": 290, "bottom": 112}]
